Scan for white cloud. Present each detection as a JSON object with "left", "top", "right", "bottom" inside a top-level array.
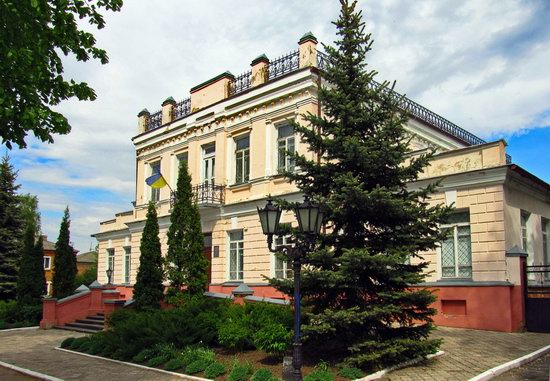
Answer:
[{"left": 10, "top": 0, "right": 550, "bottom": 251}]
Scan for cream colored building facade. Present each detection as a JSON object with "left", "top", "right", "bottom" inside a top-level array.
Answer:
[{"left": 94, "top": 33, "right": 550, "bottom": 331}]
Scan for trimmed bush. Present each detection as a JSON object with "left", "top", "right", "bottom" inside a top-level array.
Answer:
[
  {"left": 228, "top": 361, "right": 253, "bottom": 381},
  {"left": 252, "top": 368, "right": 273, "bottom": 381},
  {"left": 88, "top": 340, "right": 103, "bottom": 355},
  {"left": 253, "top": 323, "right": 292, "bottom": 355},
  {"left": 69, "top": 337, "right": 87, "bottom": 350},
  {"left": 338, "top": 367, "right": 364, "bottom": 380},
  {"left": 303, "top": 370, "right": 334, "bottom": 381},
  {"left": 186, "top": 358, "right": 212, "bottom": 374},
  {"left": 60, "top": 337, "right": 75, "bottom": 348},
  {"left": 164, "top": 357, "right": 186, "bottom": 371},
  {"left": 204, "top": 362, "right": 227, "bottom": 379},
  {"left": 218, "top": 319, "right": 252, "bottom": 350},
  {"left": 148, "top": 355, "right": 169, "bottom": 367},
  {"left": 79, "top": 339, "right": 93, "bottom": 353},
  {"left": 133, "top": 348, "right": 157, "bottom": 363}
]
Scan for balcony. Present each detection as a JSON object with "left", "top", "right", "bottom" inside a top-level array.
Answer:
[{"left": 170, "top": 182, "right": 225, "bottom": 209}]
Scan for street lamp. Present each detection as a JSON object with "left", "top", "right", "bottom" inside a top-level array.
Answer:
[
  {"left": 105, "top": 268, "right": 113, "bottom": 285},
  {"left": 257, "top": 195, "right": 322, "bottom": 381}
]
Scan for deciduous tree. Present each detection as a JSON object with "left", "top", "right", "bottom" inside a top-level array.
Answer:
[{"left": 0, "top": 0, "right": 123, "bottom": 148}]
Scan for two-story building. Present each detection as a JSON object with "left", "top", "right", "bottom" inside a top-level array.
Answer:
[{"left": 93, "top": 33, "right": 550, "bottom": 332}]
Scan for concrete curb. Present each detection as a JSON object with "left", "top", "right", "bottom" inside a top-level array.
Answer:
[
  {"left": 0, "top": 360, "right": 64, "bottom": 381},
  {"left": 469, "top": 344, "right": 550, "bottom": 381},
  {"left": 357, "top": 351, "right": 445, "bottom": 381},
  {"left": 55, "top": 347, "right": 212, "bottom": 381},
  {"left": 0, "top": 326, "right": 39, "bottom": 333}
]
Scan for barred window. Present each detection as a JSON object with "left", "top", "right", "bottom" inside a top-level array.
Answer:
[
  {"left": 441, "top": 211, "right": 472, "bottom": 278},
  {"left": 229, "top": 231, "right": 244, "bottom": 280}
]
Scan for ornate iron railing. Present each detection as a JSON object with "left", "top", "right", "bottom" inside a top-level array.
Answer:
[
  {"left": 170, "top": 182, "right": 225, "bottom": 208},
  {"left": 174, "top": 97, "right": 191, "bottom": 121},
  {"left": 146, "top": 110, "right": 162, "bottom": 131},
  {"left": 230, "top": 70, "right": 252, "bottom": 96},
  {"left": 316, "top": 51, "right": 506, "bottom": 153},
  {"left": 268, "top": 50, "right": 299, "bottom": 81}
]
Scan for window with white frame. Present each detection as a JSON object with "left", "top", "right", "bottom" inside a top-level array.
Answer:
[
  {"left": 441, "top": 211, "right": 472, "bottom": 278},
  {"left": 277, "top": 124, "right": 295, "bottom": 173},
  {"left": 43, "top": 256, "right": 51, "bottom": 270},
  {"left": 543, "top": 217, "right": 549, "bottom": 266},
  {"left": 107, "top": 248, "right": 115, "bottom": 273},
  {"left": 150, "top": 162, "right": 161, "bottom": 202},
  {"left": 234, "top": 135, "right": 250, "bottom": 184},
  {"left": 202, "top": 144, "right": 216, "bottom": 184},
  {"left": 229, "top": 231, "right": 244, "bottom": 280},
  {"left": 274, "top": 235, "right": 293, "bottom": 279},
  {"left": 124, "top": 247, "right": 131, "bottom": 284}
]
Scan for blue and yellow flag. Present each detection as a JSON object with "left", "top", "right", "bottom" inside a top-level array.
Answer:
[{"left": 145, "top": 173, "right": 168, "bottom": 189}]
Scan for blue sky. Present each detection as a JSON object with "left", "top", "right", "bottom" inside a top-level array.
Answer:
[{"left": 6, "top": 0, "right": 550, "bottom": 251}]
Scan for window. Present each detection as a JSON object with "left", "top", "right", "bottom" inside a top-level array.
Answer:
[
  {"left": 274, "top": 235, "right": 293, "bottom": 279},
  {"left": 521, "top": 210, "right": 530, "bottom": 253},
  {"left": 107, "top": 248, "right": 115, "bottom": 272},
  {"left": 234, "top": 136, "right": 250, "bottom": 184},
  {"left": 203, "top": 144, "right": 216, "bottom": 184},
  {"left": 441, "top": 211, "right": 472, "bottom": 278},
  {"left": 277, "top": 124, "right": 295, "bottom": 173},
  {"left": 46, "top": 281, "right": 52, "bottom": 296},
  {"left": 43, "top": 256, "right": 51, "bottom": 270},
  {"left": 543, "top": 217, "right": 549, "bottom": 266},
  {"left": 150, "top": 162, "right": 161, "bottom": 202},
  {"left": 229, "top": 231, "right": 244, "bottom": 280},
  {"left": 124, "top": 247, "right": 131, "bottom": 284},
  {"left": 175, "top": 153, "right": 188, "bottom": 186}
]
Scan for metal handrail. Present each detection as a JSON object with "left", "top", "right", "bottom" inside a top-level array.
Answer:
[
  {"left": 170, "top": 182, "right": 225, "bottom": 208},
  {"left": 268, "top": 50, "right": 299, "bottom": 81},
  {"left": 230, "top": 70, "right": 252, "bottom": 97},
  {"left": 174, "top": 97, "right": 191, "bottom": 121}
]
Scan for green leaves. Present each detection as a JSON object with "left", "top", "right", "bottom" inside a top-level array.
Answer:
[
  {"left": 52, "top": 207, "right": 77, "bottom": 298},
  {"left": 0, "top": 0, "right": 122, "bottom": 148}
]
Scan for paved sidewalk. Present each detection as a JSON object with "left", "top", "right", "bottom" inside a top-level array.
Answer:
[
  {"left": 0, "top": 328, "right": 182, "bottom": 381},
  {"left": 381, "top": 327, "right": 550, "bottom": 381},
  {"left": 492, "top": 352, "right": 550, "bottom": 381}
]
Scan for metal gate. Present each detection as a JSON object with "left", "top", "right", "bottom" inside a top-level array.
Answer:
[{"left": 525, "top": 265, "right": 550, "bottom": 333}]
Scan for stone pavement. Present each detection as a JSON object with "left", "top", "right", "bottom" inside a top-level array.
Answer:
[
  {"left": 381, "top": 327, "right": 550, "bottom": 381},
  {"left": 492, "top": 352, "right": 550, "bottom": 381},
  {"left": 0, "top": 366, "right": 38, "bottom": 381},
  {"left": 0, "top": 328, "right": 183, "bottom": 381}
]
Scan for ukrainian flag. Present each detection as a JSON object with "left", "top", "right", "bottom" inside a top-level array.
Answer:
[{"left": 145, "top": 173, "right": 168, "bottom": 188}]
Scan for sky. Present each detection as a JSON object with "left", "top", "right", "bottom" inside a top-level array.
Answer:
[{"left": 7, "top": 0, "right": 550, "bottom": 252}]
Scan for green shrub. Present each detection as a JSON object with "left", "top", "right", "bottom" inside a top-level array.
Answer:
[
  {"left": 252, "top": 368, "right": 273, "bottom": 381},
  {"left": 88, "top": 340, "right": 104, "bottom": 355},
  {"left": 303, "top": 370, "right": 334, "bottom": 381},
  {"left": 148, "top": 355, "right": 169, "bottom": 367},
  {"left": 185, "top": 358, "right": 213, "bottom": 374},
  {"left": 228, "top": 361, "right": 253, "bottom": 381},
  {"left": 253, "top": 323, "right": 292, "bottom": 355},
  {"left": 204, "top": 362, "right": 227, "bottom": 378},
  {"left": 79, "top": 339, "right": 93, "bottom": 353},
  {"left": 107, "top": 308, "right": 136, "bottom": 328},
  {"left": 180, "top": 346, "right": 216, "bottom": 366},
  {"left": 60, "top": 337, "right": 76, "bottom": 348},
  {"left": 0, "top": 301, "right": 42, "bottom": 329},
  {"left": 164, "top": 357, "right": 186, "bottom": 371},
  {"left": 218, "top": 319, "right": 252, "bottom": 350},
  {"left": 69, "top": 337, "right": 87, "bottom": 350},
  {"left": 133, "top": 348, "right": 157, "bottom": 363},
  {"left": 338, "top": 367, "right": 364, "bottom": 380}
]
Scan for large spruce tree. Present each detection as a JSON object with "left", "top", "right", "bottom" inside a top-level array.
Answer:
[
  {"left": 52, "top": 207, "right": 77, "bottom": 299},
  {"left": 0, "top": 155, "right": 22, "bottom": 300},
  {"left": 134, "top": 202, "right": 164, "bottom": 309},
  {"left": 166, "top": 162, "right": 207, "bottom": 296},
  {"left": 272, "top": 0, "right": 450, "bottom": 370},
  {"left": 17, "top": 222, "right": 46, "bottom": 305}
]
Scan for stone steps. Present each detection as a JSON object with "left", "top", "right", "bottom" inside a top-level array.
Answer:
[{"left": 55, "top": 313, "right": 105, "bottom": 333}]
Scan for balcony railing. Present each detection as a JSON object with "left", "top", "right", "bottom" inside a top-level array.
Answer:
[
  {"left": 146, "top": 110, "right": 162, "bottom": 131},
  {"left": 229, "top": 70, "right": 252, "bottom": 97},
  {"left": 174, "top": 97, "right": 191, "bottom": 121},
  {"left": 268, "top": 50, "right": 299, "bottom": 81},
  {"left": 170, "top": 182, "right": 225, "bottom": 209}
]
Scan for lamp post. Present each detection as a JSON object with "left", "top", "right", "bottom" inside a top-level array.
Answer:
[
  {"left": 106, "top": 268, "right": 113, "bottom": 285},
  {"left": 257, "top": 196, "right": 322, "bottom": 381}
]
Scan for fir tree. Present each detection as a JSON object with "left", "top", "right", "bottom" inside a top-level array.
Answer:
[
  {"left": 17, "top": 222, "right": 46, "bottom": 305},
  {"left": 166, "top": 162, "right": 207, "bottom": 296},
  {"left": 52, "top": 207, "right": 76, "bottom": 299},
  {"left": 272, "top": 0, "right": 450, "bottom": 370},
  {"left": 0, "top": 155, "right": 22, "bottom": 300},
  {"left": 134, "top": 202, "right": 164, "bottom": 309}
]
